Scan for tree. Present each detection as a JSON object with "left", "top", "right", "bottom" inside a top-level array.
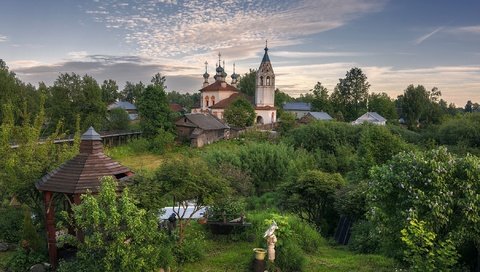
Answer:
[
  {"left": 368, "top": 92, "right": 398, "bottom": 121},
  {"left": 120, "top": 81, "right": 145, "bottom": 104},
  {"left": 136, "top": 83, "right": 173, "bottom": 138},
  {"left": 238, "top": 69, "right": 256, "bottom": 96},
  {"left": 331, "top": 68, "right": 370, "bottom": 121},
  {"left": 280, "top": 170, "right": 345, "bottom": 235},
  {"left": 166, "top": 91, "right": 200, "bottom": 111},
  {"left": 367, "top": 147, "right": 480, "bottom": 269},
  {"left": 311, "top": 82, "right": 332, "bottom": 113},
  {"left": 398, "top": 85, "right": 429, "bottom": 129},
  {"left": 223, "top": 97, "right": 255, "bottom": 128},
  {"left": 106, "top": 108, "right": 130, "bottom": 131},
  {"left": 155, "top": 157, "right": 228, "bottom": 244},
  {"left": 60, "top": 177, "right": 172, "bottom": 272},
  {"left": 151, "top": 72, "right": 167, "bottom": 88},
  {"left": 465, "top": 100, "right": 473, "bottom": 113},
  {"left": 46, "top": 73, "right": 106, "bottom": 132},
  {"left": 101, "top": 79, "right": 119, "bottom": 105},
  {"left": 274, "top": 89, "right": 294, "bottom": 108}
]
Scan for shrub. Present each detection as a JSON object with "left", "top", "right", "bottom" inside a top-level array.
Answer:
[
  {"left": 348, "top": 220, "right": 381, "bottom": 254},
  {"left": 275, "top": 242, "right": 306, "bottom": 272},
  {"left": 5, "top": 249, "right": 46, "bottom": 272},
  {"left": 0, "top": 207, "right": 23, "bottom": 243},
  {"left": 106, "top": 108, "right": 130, "bottom": 131},
  {"left": 173, "top": 229, "right": 205, "bottom": 264},
  {"left": 150, "top": 128, "right": 175, "bottom": 154}
]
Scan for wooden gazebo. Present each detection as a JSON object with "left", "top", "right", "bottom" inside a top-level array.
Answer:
[{"left": 36, "top": 127, "right": 134, "bottom": 267}]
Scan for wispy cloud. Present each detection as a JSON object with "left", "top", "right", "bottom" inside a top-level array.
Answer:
[
  {"left": 453, "top": 25, "right": 480, "bottom": 34},
  {"left": 0, "top": 35, "right": 8, "bottom": 42},
  {"left": 414, "top": 26, "right": 444, "bottom": 45},
  {"left": 272, "top": 51, "right": 366, "bottom": 58},
  {"left": 85, "top": 0, "right": 386, "bottom": 58}
]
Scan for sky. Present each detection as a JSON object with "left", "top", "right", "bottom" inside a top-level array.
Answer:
[{"left": 1, "top": 0, "right": 479, "bottom": 106}]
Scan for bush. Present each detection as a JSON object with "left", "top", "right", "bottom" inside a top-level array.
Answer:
[
  {"left": 348, "top": 220, "right": 381, "bottom": 254},
  {"left": 150, "top": 128, "right": 175, "bottom": 154},
  {"left": 275, "top": 242, "right": 306, "bottom": 272},
  {"left": 173, "top": 229, "right": 206, "bottom": 264},
  {"left": 0, "top": 207, "right": 23, "bottom": 243},
  {"left": 5, "top": 249, "right": 46, "bottom": 272}
]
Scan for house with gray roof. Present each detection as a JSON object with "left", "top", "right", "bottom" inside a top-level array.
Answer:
[
  {"left": 175, "top": 113, "right": 229, "bottom": 147},
  {"left": 108, "top": 101, "right": 138, "bottom": 120},
  {"left": 352, "top": 112, "right": 387, "bottom": 126},
  {"left": 300, "top": 112, "right": 333, "bottom": 123},
  {"left": 282, "top": 102, "right": 311, "bottom": 119}
]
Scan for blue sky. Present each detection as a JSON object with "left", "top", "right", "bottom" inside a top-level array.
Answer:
[{"left": 1, "top": 0, "right": 479, "bottom": 106}]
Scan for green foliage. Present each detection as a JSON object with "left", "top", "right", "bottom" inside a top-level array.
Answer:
[
  {"left": 368, "top": 92, "right": 398, "bottom": 122},
  {"left": 311, "top": 81, "right": 332, "bottom": 114},
  {"left": 0, "top": 100, "right": 79, "bottom": 211},
  {"left": 106, "top": 108, "right": 130, "bottom": 131},
  {"left": 238, "top": 69, "right": 256, "bottom": 96},
  {"left": 357, "top": 124, "right": 411, "bottom": 178},
  {"left": 150, "top": 128, "right": 175, "bottom": 154},
  {"left": 166, "top": 90, "right": 200, "bottom": 111},
  {"left": 274, "top": 89, "right": 294, "bottom": 108},
  {"left": 348, "top": 220, "right": 381, "bottom": 253},
  {"left": 224, "top": 97, "right": 256, "bottom": 128},
  {"left": 401, "top": 218, "right": 459, "bottom": 272},
  {"left": 277, "top": 111, "right": 296, "bottom": 134},
  {"left": 5, "top": 249, "right": 46, "bottom": 272},
  {"left": 436, "top": 112, "right": 480, "bottom": 147},
  {"left": 101, "top": 79, "right": 120, "bottom": 105},
  {"left": 331, "top": 67, "right": 370, "bottom": 121},
  {"left": 47, "top": 73, "right": 106, "bottom": 132},
  {"left": 66, "top": 176, "right": 172, "bottom": 272},
  {"left": 367, "top": 147, "right": 480, "bottom": 268},
  {"left": 120, "top": 81, "right": 145, "bottom": 104},
  {"left": 0, "top": 207, "right": 23, "bottom": 243},
  {"left": 21, "top": 207, "right": 42, "bottom": 252},
  {"left": 137, "top": 83, "right": 173, "bottom": 138},
  {"left": 280, "top": 170, "right": 345, "bottom": 235}
]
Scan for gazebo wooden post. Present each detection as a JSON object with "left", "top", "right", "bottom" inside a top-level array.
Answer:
[
  {"left": 73, "top": 193, "right": 84, "bottom": 242},
  {"left": 44, "top": 191, "right": 57, "bottom": 268}
]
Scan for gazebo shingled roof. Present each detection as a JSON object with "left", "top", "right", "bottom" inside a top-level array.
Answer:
[{"left": 36, "top": 126, "right": 133, "bottom": 194}]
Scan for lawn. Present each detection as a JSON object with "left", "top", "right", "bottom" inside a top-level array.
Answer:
[{"left": 180, "top": 230, "right": 396, "bottom": 272}]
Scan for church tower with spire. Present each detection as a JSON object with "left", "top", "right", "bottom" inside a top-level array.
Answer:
[{"left": 255, "top": 41, "right": 275, "bottom": 107}]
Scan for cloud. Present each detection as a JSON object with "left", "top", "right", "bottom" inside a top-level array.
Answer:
[
  {"left": 414, "top": 26, "right": 444, "bottom": 45},
  {"left": 271, "top": 51, "right": 366, "bottom": 58},
  {"left": 85, "top": 0, "right": 386, "bottom": 58},
  {"left": 0, "top": 35, "right": 8, "bottom": 42},
  {"left": 453, "top": 25, "right": 480, "bottom": 34}
]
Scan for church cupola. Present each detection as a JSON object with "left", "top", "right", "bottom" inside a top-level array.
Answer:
[
  {"left": 255, "top": 41, "right": 275, "bottom": 107},
  {"left": 202, "top": 61, "right": 210, "bottom": 87},
  {"left": 230, "top": 63, "right": 239, "bottom": 87},
  {"left": 213, "top": 53, "right": 227, "bottom": 82}
]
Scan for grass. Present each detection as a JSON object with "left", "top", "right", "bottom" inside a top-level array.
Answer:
[
  {"left": 0, "top": 251, "right": 14, "bottom": 270},
  {"left": 180, "top": 227, "right": 396, "bottom": 272}
]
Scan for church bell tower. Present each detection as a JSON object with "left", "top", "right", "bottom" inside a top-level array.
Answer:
[{"left": 255, "top": 41, "right": 275, "bottom": 107}]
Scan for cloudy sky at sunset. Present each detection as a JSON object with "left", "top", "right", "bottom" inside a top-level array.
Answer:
[{"left": 1, "top": 0, "right": 479, "bottom": 106}]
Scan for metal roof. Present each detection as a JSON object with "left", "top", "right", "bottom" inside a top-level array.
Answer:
[
  {"left": 307, "top": 112, "right": 333, "bottom": 120},
  {"left": 177, "top": 113, "right": 229, "bottom": 130},
  {"left": 283, "top": 102, "right": 311, "bottom": 111},
  {"left": 108, "top": 101, "right": 137, "bottom": 111},
  {"left": 354, "top": 112, "right": 387, "bottom": 123}
]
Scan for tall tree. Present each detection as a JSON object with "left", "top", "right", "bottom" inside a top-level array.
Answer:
[
  {"left": 137, "top": 83, "right": 173, "bottom": 138},
  {"left": 368, "top": 92, "right": 398, "bottom": 121},
  {"left": 398, "top": 85, "right": 430, "bottom": 129},
  {"left": 274, "top": 89, "right": 294, "bottom": 108},
  {"left": 330, "top": 67, "right": 370, "bottom": 121},
  {"left": 101, "top": 79, "right": 119, "bottom": 105},
  {"left": 238, "top": 69, "right": 256, "bottom": 96},
  {"left": 223, "top": 97, "right": 256, "bottom": 128},
  {"left": 47, "top": 73, "right": 106, "bottom": 132},
  {"left": 151, "top": 72, "right": 167, "bottom": 88},
  {"left": 465, "top": 100, "right": 473, "bottom": 113},
  {"left": 311, "top": 82, "right": 332, "bottom": 113},
  {"left": 120, "top": 81, "right": 145, "bottom": 104}
]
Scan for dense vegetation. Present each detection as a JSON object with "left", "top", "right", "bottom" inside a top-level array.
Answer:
[{"left": 1, "top": 58, "right": 480, "bottom": 271}]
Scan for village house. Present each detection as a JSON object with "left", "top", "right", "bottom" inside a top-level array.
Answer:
[
  {"left": 175, "top": 113, "right": 229, "bottom": 147},
  {"left": 107, "top": 101, "right": 138, "bottom": 120},
  {"left": 282, "top": 102, "right": 311, "bottom": 119},
  {"left": 299, "top": 111, "right": 333, "bottom": 123},
  {"left": 352, "top": 112, "right": 387, "bottom": 125}
]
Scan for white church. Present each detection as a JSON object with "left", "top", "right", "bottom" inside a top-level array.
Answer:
[{"left": 191, "top": 44, "right": 276, "bottom": 125}]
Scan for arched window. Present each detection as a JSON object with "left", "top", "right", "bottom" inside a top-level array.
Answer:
[
  {"left": 266, "top": 76, "right": 270, "bottom": 86},
  {"left": 211, "top": 95, "right": 215, "bottom": 105},
  {"left": 205, "top": 96, "right": 209, "bottom": 107},
  {"left": 260, "top": 76, "right": 263, "bottom": 86}
]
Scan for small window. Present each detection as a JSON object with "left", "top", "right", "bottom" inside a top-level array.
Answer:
[
  {"left": 205, "top": 96, "right": 209, "bottom": 107},
  {"left": 266, "top": 76, "right": 270, "bottom": 86},
  {"left": 260, "top": 76, "right": 263, "bottom": 86},
  {"left": 211, "top": 95, "right": 215, "bottom": 105}
]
